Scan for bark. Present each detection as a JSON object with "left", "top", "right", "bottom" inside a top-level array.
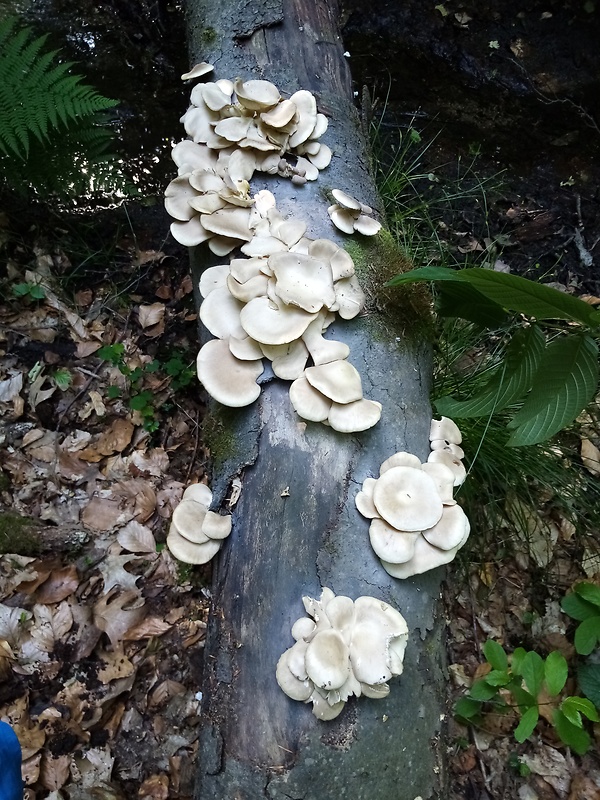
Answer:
[{"left": 183, "top": 1, "right": 447, "bottom": 797}]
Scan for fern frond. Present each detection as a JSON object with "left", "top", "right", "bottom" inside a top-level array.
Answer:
[{"left": 0, "top": 15, "right": 118, "bottom": 159}]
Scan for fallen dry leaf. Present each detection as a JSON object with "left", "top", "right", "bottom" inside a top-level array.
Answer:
[
  {"left": 94, "top": 590, "right": 146, "bottom": 647},
  {"left": 138, "top": 303, "right": 165, "bottom": 330},
  {"left": 40, "top": 753, "right": 71, "bottom": 792},
  {"left": 581, "top": 438, "right": 600, "bottom": 476},
  {"left": 82, "top": 496, "right": 131, "bottom": 532},
  {"left": 35, "top": 565, "right": 79, "bottom": 604},
  {"left": 28, "top": 370, "right": 56, "bottom": 409},
  {"left": 117, "top": 521, "right": 157, "bottom": 554},
  {"left": 99, "top": 554, "right": 140, "bottom": 594},
  {"left": 137, "top": 773, "right": 169, "bottom": 799},
  {"left": 124, "top": 616, "right": 171, "bottom": 640},
  {"left": 148, "top": 679, "right": 186, "bottom": 710},
  {"left": 96, "top": 419, "right": 135, "bottom": 456},
  {"left": 97, "top": 649, "right": 136, "bottom": 683},
  {"left": 0, "top": 371, "right": 23, "bottom": 402}
]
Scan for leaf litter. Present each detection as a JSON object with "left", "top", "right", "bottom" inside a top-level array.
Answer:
[{"left": 0, "top": 215, "right": 210, "bottom": 798}]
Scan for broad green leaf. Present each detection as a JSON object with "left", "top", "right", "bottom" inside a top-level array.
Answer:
[
  {"left": 544, "top": 651, "right": 568, "bottom": 697},
  {"left": 386, "top": 266, "right": 599, "bottom": 325},
  {"left": 574, "top": 616, "right": 600, "bottom": 656},
  {"left": 435, "top": 282, "right": 509, "bottom": 326},
  {"left": 553, "top": 709, "right": 591, "bottom": 755},
  {"left": 486, "top": 669, "right": 512, "bottom": 687},
  {"left": 561, "top": 592, "right": 600, "bottom": 621},
  {"left": 511, "top": 647, "right": 527, "bottom": 676},
  {"left": 454, "top": 697, "right": 482, "bottom": 720},
  {"left": 521, "top": 651, "right": 545, "bottom": 697},
  {"left": 483, "top": 640, "right": 508, "bottom": 671},
  {"left": 469, "top": 679, "right": 498, "bottom": 701},
  {"left": 506, "top": 335, "right": 599, "bottom": 446},
  {"left": 510, "top": 684, "right": 537, "bottom": 713},
  {"left": 436, "top": 326, "right": 545, "bottom": 418},
  {"left": 514, "top": 706, "right": 539, "bottom": 743},
  {"left": 574, "top": 582, "right": 600, "bottom": 609},
  {"left": 561, "top": 696, "right": 600, "bottom": 725},
  {"left": 577, "top": 663, "right": 600, "bottom": 709}
]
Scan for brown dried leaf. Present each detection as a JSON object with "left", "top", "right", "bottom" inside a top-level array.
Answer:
[
  {"left": 96, "top": 419, "right": 135, "bottom": 456},
  {"left": 581, "top": 438, "right": 600, "bottom": 476},
  {"left": 94, "top": 590, "right": 146, "bottom": 647},
  {"left": 138, "top": 303, "right": 165, "bottom": 330},
  {"left": 117, "top": 521, "right": 157, "bottom": 554},
  {"left": 97, "top": 649, "right": 135, "bottom": 682},
  {"left": 114, "top": 480, "right": 157, "bottom": 523},
  {"left": 30, "top": 601, "right": 74, "bottom": 653},
  {"left": 99, "top": 554, "right": 140, "bottom": 594},
  {"left": 129, "top": 448, "right": 169, "bottom": 477},
  {"left": 148, "top": 680, "right": 186, "bottom": 710},
  {"left": 124, "top": 616, "right": 171, "bottom": 640},
  {"left": 36, "top": 564, "right": 79, "bottom": 604},
  {"left": 138, "top": 773, "right": 169, "bottom": 799},
  {"left": 22, "top": 753, "right": 42, "bottom": 785},
  {"left": 82, "top": 496, "right": 132, "bottom": 532},
  {"left": 0, "top": 372, "right": 23, "bottom": 402},
  {"left": 40, "top": 753, "right": 71, "bottom": 791},
  {"left": 28, "top": 371, "right": 56, "bottom": 409}
]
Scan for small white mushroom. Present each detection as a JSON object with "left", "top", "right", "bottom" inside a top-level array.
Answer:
[
  {"left": 381, "top": 535, "right": 459, "bottom": 579},
  {"left": 372, "top": 466, "right": 443, "bottom": 532},
  {"left": 269, "top": 252, "right": 336, "bottom": 314},
  {"left": 260, "top": 99, "right": 297, "bottom": 129},
  {"left": 427, "top": 450, "right": 467, "bottom": 487},
  {"left": 369, "top": 518, "right": 420, "bottom": 564},
  {"left": 234, "top": 78, "right": 281, "bottom": 111},
  {"left": 263, "top": 339, "right": 309, "bottom": 380},
  {"left": 305, "top": 629, "right": 350, "bottom": 690},
  {"left": 289, "top": 376, "right": 332, "bottom": 422},
  {"left": 304, "top": 360, "right": 363, "bottom": 404},
  {"left": 422, "top": 504, "right": 470, "bottom": 551},
  {"left": 354, "top": 215, "right": 382, "bottom": 236},
  {"left": 240, "top": 296, "right": 317, "bottom": 345},
  {"left": 333, "top": 275, "right": 366, "bottom": 319},
  {"left": 430, "top": 416, "right": 462, "bottom": 444},
  {"left": 228, "top": 335, "right": 264, "bottom": 361},
  {"left": 379, "top": 452, "right": 422, "bottom": 474},
  {"left": 199, "top": 286, "right": 246, "bottom": 340},
  {"left": 331, "top": 189, "right": 362, "bottom": 211},
  {"left": 276, "top": 650, "right": 313, "bottom": 702},
  {"left": 288, "top": 90, "right": 317, "bottom": 147},
  {"left": 172, "top": 499, "right": 209, "bottom": 543},
  {"left": 164, "top": 175, "right": 200, "bottom": 221},
  {"left": 200, "top": 208, "right": 253, "bottom": 241},
  {"left": 181, "top": 62, "right": 214, "bottom": 80},
  {"left": 170, "top": 216, "right": 212, "bottom": 247},
  {"left": 196, "top": 338, "right": 263, "bottom": 407},
  {"left": 328, "top": 398, "right": 382, "bottom": 433},
  {"left": 182, "top": 483, "right": 213, "bottom": 507},
  {"left": 420, "top": 462, "right": 457, "bottom": 505},
  {"left": 166, "top": 527, "right": 222, "bottom": 565},
  {"left": 201, "top": 510, "right": 233, "bottom": 541},
  {"left": 301, "top": 314, "right": 350, "bottom": 366}
]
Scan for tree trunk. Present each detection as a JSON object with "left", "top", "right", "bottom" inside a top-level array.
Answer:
[{"left": 183, "top": 1, "right": 447, "bottom": 797}]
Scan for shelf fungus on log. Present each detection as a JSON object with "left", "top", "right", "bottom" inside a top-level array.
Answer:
[
  {"left": 355, "top": 419, "right": 470, "bottom": 578},
  {"left": 166, "top": 483, "right": 233, "bottom": 564},
  {"left": 276, "top": 588, "right": 408, "bottom": 720}
]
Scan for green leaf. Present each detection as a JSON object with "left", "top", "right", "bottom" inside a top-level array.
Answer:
[
  {"left": 454, "top": 697, "right": 482, "bottom": 720},
  {"left": 29, "top": 284, "right": 46, "bottom": 299},
  {"left": 106, "top": 385, "right": 122, "bottom": 399},
  {"left": 486, "top": 669, "right": 512, "bottom": 687},
  {"left": 469, "top": 679, "right": 498, "bottom": 701},
  {"left": 506, "top": 335, "right": 599, "bottom": 446},
  {"left": 561, "top": 696, "right": 600, "bottom": 725},
  {"left": 553, "top": 709, "right": 591, "bottom": 755},
  {"left": 514, "top": 706, "right": 539, "bottom": 743},
  {"left": 435, "top": 282, "right": 509, "bottom": 326},
  {"left": 386, "top": 266, "right": 599, "bottom": 325},
  {"left": 574, "top": 582, "right": 600, "bottom": 609},
  {"left": 521, "top": 651, "right": 545, "bottom": 697},
  {"left": 510, "top": 684, "right": 537, "bottom": 713},
  {"left": 98, "top": 343, "right": 125, "bottom": 364},
  {"left": 52, "top": 368, "right": 72, "bottom": 391},
  {"left": 577, "top": 663, "right": 600, "bottom": 708},
  {"left": 129, "top": 391, "right": 153, "bottom": 411},
  {"left": 544, "top": 651, "right": 568, "bottom": 697},
  {"left": 574, "top": 616, "right": 600, "bottom": 656},
  {"left": 561, "top": 592, "right": 600, "bottom": 621},
  {"left": 436, "top": 326, "right": 546, "bottom": 418},
  {"left": 511, "top": 647, "right": 527, "bottom": 676},
  {"left": 483, "top": 640, "right": 508, "bottom": 671}
]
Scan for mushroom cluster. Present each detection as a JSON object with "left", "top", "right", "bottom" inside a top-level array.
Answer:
[
  {"left": 167, "top": 483, "right": 232, "bottom": 564},
  {"left": 328, "top": 189, "right": 382, "bottom": 237},
  {"left": 166, "top": 66, "right": 333, "bottom": 253},
  {"left": 276, "top": 588, "right": 408, "bottom": 720},
  {"left": 195, "top": 191, "right": 381, "bottom": 430},
  {"left": 355, "top": 420, "right": 469, "bottom": 578}
]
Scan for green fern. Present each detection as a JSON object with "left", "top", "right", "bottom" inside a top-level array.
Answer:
[{"left": 0, "top": 16, "right": 118, "bottom": 160}]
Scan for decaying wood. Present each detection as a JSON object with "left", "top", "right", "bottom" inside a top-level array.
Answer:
[{"left": 183, "top": 1, "right": 447, "bottom": 797}]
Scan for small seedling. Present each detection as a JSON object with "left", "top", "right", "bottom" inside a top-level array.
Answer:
[
  {"left": 561, "top": 582, "right": 600, "bottom": 712},
  {"left": 12, "top": 281, "right": 45, "bottom": 300},
  {"left": 455, "top": 640, "right": 599, "bottom": 755}
]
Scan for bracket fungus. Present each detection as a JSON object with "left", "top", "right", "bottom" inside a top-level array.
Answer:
[
  {"left": 167, "top": 483, "right": 233, "bottom": 564},
  {"left": 355, "top": 425, "right": 470, "bottom": 578},
  {"left": 276, "top": 588, "right": 408, "bottom": 720},
  {"left": 328, "top": 189, "right": 382, "bottom": 236}
]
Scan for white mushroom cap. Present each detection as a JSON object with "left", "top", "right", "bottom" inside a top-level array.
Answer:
[
  {"left": 164, "top": 176, "right": 199, "bottom": 221},
  {"left": 276, "top": 649, "right": 313, "bottom": 701},
  {"left": 324, "top": 596, "right": 356, "bottom": 642},
  {"left": 199, "top": 265, "right": 230, "bottom": 298},
  {"left": 166, "top": 527, "right": 222, "bottom": 564},
  {"left": 260, "top": 99, "right": 297, "bottom": 128},
  {"left": 182, "top": 483, "right": 212, "bottom": 507},
  {"left": 291, "top": 617, "right": 317, "bottom": 642},
  {"left": 240, "top": 296, "right": 317, "bottom": 345},
  {"left": 228, "top": 335, "right": 264, "bottom": 361},
  {"left": 196, "top": 338, "right": 263, "bottom": 407},
  {"left": 201, "top": 510, "right": 232, "bottom": 540},
  {"left": 420, "top": 462, "right": 457, "bottom": 505},
  {"left": 181, "top": 62, "right": 214, "bottom": 80},
  {"left": 379, "top": 452, "right": 422, "bottom": 474},
  {"left": 294, "top": 156, "right": 319, "bottom": 181},
  {"left": 354, "top": 215, "right": 382, "bottom": 236},
  {"left": 234, "top": 78, "right": 280, "bottom": 111},
  {"left": 170, "top": 216, "right": 212, "bottom": 246},
  {"left": 213, "top": 115, "right": 252, "bottom": 143},
  {"left": 202, "top": 82, "right": 233, "bottom": 112},
  {"left": 328, "top": 398, "right": 382, "bottom": 433},
  {"left": 289, "top": 376, "right": 332, "bottom": 422},
  {"left": 309, "top": 688, "right": 346, "bottom": 720},
  {"left": 308, "top": 143, "right": 332, "bottom": 170},
  {"left": 172, "top": 499, "right": 209, "bottom": 543},
  {"left": 171, "top": 140, "right": 218, "bottom": 172},
  {"left": 332, "top": 189, "right": 362, "bottom": 211},
  {"left": 328, "top": 205, "right": 357, "bottom": 234},
  {"left": 369, "top": 518, "right": 420, "bottom": 564},
  {"left": 333, "top": 275, "right": 366, "bottom": 320},
  {"left": 372, "top": 466, "right": 443, "bottom": 532},
  {"left": 305, "top": 629, "right": 350, "bottom": 690},
  {"left": 269, "top": 252, "right": 335, "bottom": 314},
  {"left": 422, "top": 504, "right": 470, "bottom": 551},
  {"left": 430, "top": 416, "right": 462, "bottom": 444},
  {"left": 199, "top": 286, "right": 246, "bottom": 340},
  {"left": 302, "top": 314, "right": 350, "bottom": 366},
  {"left": 348, "top": 622, "right": 393, "bottom": 685},
  {"left": 430, "top": 440, "right": 465, "bottom": 459},
  {"left": 226, "top": 273, "right": 269, "bottom": 303},
  {"left": 208, "top": 235, "right": 240, "bottom": 257},
  {"left": 381, "top": 535, "right": 459, "bottom": 579},
  {"left": 288, "top": 90, "right": 317, "bottom": 147},
  {"left": 310, "top": 113, "right": 328, "bottom": 139},
  {"left": 427, "top": 450, "right": 467, "bottom": 487},
  {"left": 304, "top": 360, "right": 363, "bottom": 404},
  {"left": 355, "top": 478, "right": 379, "bottom": 519},
  {"left": 263, "top": 339, "right": 309, "bottom": 380},
  {"left": 200, "top": 208, "right": 253, "bottom": 241}
]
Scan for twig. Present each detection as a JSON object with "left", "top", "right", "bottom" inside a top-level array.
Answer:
[{"left": 186, "top": 408, "right": 201, "bottom": 482}]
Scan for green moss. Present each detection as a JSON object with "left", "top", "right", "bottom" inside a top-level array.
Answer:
[
  {"left": 201, "top": 405, "right": 242, "bottom": 466},
  {"left": 0, "top": 512, "right": 40, "bottom": 556},
  {"left": 200, "top": 27, "right": 218, "bottom": 43},
  {"left": 0, "top": 470, "right": 10, "bottom": 491},
  {"left": 346, "top": 230, "right": 434, "bottom": 342}
]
